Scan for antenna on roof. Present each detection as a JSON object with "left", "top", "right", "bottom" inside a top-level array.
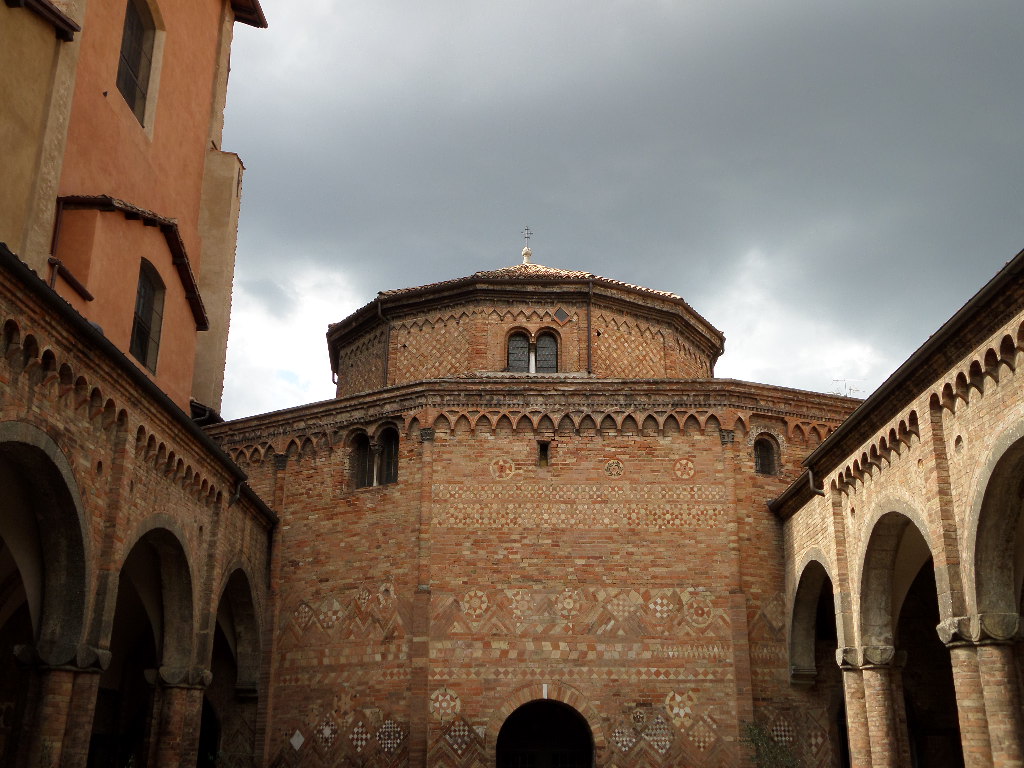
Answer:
[{"left": 521, "top": 226, "right": 533, "bottom": 264}]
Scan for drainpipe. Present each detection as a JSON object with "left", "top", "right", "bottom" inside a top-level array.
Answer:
[
  {"left": 229, "top": 480, "right": 243, "bottom": 506},
  {"left": 808, "top": 468, "right": 826, "bottom": 496},
  {"left": 48, "top": 198, "right": 67, "bottom": 288}
]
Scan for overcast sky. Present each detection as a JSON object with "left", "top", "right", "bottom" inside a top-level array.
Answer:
[{"left": 219, "top": 0, "right": 1023, "bottom": 420}]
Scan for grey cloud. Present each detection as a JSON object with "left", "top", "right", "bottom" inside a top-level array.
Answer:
[{"left": 223, "top": 0, "right": 1023, "bottom": 406}]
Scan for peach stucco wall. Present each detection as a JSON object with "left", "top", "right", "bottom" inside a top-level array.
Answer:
[
  {"left": 57, "top": 209, "right": 197, "bottom": 406},
  {"left": 55, "top": 0, "right": 229, "bottom": 408}
]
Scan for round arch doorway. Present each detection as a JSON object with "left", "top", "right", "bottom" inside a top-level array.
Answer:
[{"left": 496, "top": 699, "right": 594, "bottom": 768}]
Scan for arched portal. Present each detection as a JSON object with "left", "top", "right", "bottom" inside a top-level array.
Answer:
[
  {"left": 496, "top": 699, "right": 593, "bottom": 768},
  {"left": 198, "top": 568, "right": 261, "bottom": 767},
  {"left": 860, "top": 511, "right": 963, "bottom": 768},
  {"left": 0, "top": 431, "right": 87, "bottom": 765},
  {"left": 973, "top": 434, "right": 1024, "bottom": 617},
  {"left": 89, "top": 527, "right": 194, "bottom": 768},
  {"left": 968, "top": 432, "right": 1024, "bottom": 765},
  {"left": 898, "top": 560, "right": 963, "bottom": 766},
  {"left": 789, "top": 559, "right": 849, "bottom": 766}
]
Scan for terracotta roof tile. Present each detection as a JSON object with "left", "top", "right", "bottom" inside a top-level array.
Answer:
[{"left": 378, "top": 261, "right": 682, "bottom": 300}]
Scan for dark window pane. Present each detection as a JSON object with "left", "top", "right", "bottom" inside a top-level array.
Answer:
[
  {"left": 754, "top": 438, "right": 776, "bottom": 475},
  {"left": 130, "top": 260, "right": 163, "bottom": 372},
  {"left": 507, "top": 334, "right": 529, "bottom": 372},
  {"left": 352, "top": 434, "right": 373, "bottom": 488},
  {"left": 536, "top": 334, "right": 558, "bottom": 373},
  {"left": 379, "top": 429, "right": 399, "bottom": 484},
  {"left": 116, "top": 0, "right": 154, "bottom": 123}
]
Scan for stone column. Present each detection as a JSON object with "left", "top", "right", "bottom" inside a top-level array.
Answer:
[
  {"left": 947, "top": 642, "right": 994, "bottom": 768},
  {"left": 941, "top": 612, "right": 1024, "bottom": 767},
  {"left": 838, "top": 650, "right": 872, "bottom": 768},
  {"left": 16, "top": 644, "right": 110, "bottom": 768},
  {"left": 977, "top": 642, "right": 1024, "bottom": 767},
  {"left": 371, "top": 440, "right": 383, "bottom": 487},
  {"left": 60, "top": 645, "right": 109, "bottom": 768},
  {"left": 148, "top": 667, "right": 210, "bottom": 768},
  {"left": 859, "top": 646, "right": 902, "bottom": 768},
  {"left": 23, "top": 666, "right": 76, "bottom": 768}
]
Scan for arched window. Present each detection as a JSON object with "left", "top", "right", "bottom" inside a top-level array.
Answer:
[
  {"left": 351, "top": 433, "right": 373, "bottom": 488},
  {"left": 116, "top": 0, "right": 156, "bottom": 124},
  {"left": 754, "top": 436, "right": 778, "bottom": 476},
  {"left": 507, "top": 333, "right": 529, "bottom": 373},
  {"left": 536, "top": 332, "right": 558, "bottom": 373},
  {"left": 378, "top": 428, "right": 399, "bottom": 485},
  {"left": 129, "top": 259, "right": 164, "bottom": 372}
]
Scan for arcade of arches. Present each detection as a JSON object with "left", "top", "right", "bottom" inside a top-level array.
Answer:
[
  {"left": 777, "top": 280, "right": 1024, "bottom": 768},
  {"left": 0, "top": 274, "right": 273, "bottom": 768},
  {"left": 5, "top": 215, "right": 1024, "bottom": 767},
  {"left": 0, "top": 432, "right": 267, "bottom": 767}
]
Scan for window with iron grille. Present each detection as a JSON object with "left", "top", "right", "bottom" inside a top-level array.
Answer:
[
  {"left": 507, "top": 333, "right": 529, "bottom": 372},
  {"left": 129, "top": 260, "right": 164, "bottom": 372},
  {"left": 536, "top": 333, "right": 558, "bottom": 373},
  {"left": 754, "top": 437, "right": 778, "bottom": 476},
  {"left": 116, "top": 0, "right": 155, "bottom": 123}
]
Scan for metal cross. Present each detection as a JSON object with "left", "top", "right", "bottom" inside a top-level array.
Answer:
[{"left": 522, "top": 227, "right": 533, "bottom": 247}]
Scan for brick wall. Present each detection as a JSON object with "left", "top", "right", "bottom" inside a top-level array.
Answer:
[
  {"left": 334, "top": 283, "right": 722, "bottom": 398},
  {"left": 0, "top": 258, "right": 273, "bottom": 766},
  {"left": 218, "top": 378, "right": 853, "bottom": 767}
]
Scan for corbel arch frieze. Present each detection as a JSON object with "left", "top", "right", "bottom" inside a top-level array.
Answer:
[{"left": 418, "top": 405, "right": 753, "bottom": 440}]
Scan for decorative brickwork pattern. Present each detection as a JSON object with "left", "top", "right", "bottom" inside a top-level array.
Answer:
[{"left": 337, "top": 326, "right": 387, "bottom": 396}]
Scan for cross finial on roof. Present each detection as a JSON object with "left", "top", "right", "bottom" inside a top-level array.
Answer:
[{"left": 522, "top": 226, "right": 533, "bottom": 264}]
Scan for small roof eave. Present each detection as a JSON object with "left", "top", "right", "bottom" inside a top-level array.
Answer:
[{"left": 231, "top": 0, "right": 267, "bottom": 28}]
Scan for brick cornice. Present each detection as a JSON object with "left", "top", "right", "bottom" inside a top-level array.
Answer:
[{"left": 211, "top": 376, "right": 857, "bottom": 448}]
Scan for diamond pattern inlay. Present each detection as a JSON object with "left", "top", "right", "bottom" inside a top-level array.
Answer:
[
  {"left": 445, "top": 720, "right": 473, "bottom": 756},
  {"left": 688, "top": 718, "right": 717, "bottom": 752},
  {"left": 645, "top": 714, "right": 673, "bottom": 754},
  {"left": 612, "top": 726, "right": 637, "bottom": 753},
  {"left": 377, "top": 720, "right": 403, "bottom": 753},
  {"left": 350, "top": 722, "right": 370, "bottom": 752},
  {"left": 315, "top": 718, "right": 338, "bottom": 748}
]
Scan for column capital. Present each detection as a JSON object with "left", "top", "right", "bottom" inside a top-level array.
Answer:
[
  {"left": 937, "top": 613, "right": 1020, "bottom": 646},
  {"left": 12, "top": 643, "right": 111, "bottom": 672},
  {"left": 836, "top": 645, "right": 903, "bottom": 669},
  {"left": 144, "top": 665, "right": 213, "bottom": 689}
]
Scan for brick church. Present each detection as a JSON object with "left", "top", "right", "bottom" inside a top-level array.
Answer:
[{"left": 4, "top": 2, "right": 1024, "bottom": 768}]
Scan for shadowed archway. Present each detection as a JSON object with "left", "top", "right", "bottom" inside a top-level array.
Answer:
[
  {"left": 88, "top": 527, "right": 195, "bottom": 768},
  {"left": 496, "top": 699, "right": 593, "bottom": 768},
  {"left": 790, "top": 559, "right": 849, "bottom": 766},
  {"left": 198, "top": 568, "right": 261, "bottom": 767},
  {"left": 860, "top": 511, "right": 963, "bottom": 768},
  {"left": 0, "top": 430, "right": 88, "bottom": 766}
]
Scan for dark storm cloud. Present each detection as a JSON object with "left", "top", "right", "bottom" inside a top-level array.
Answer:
[{"left": 219, "top": 0, "right": 1023, "bottom": 417}]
